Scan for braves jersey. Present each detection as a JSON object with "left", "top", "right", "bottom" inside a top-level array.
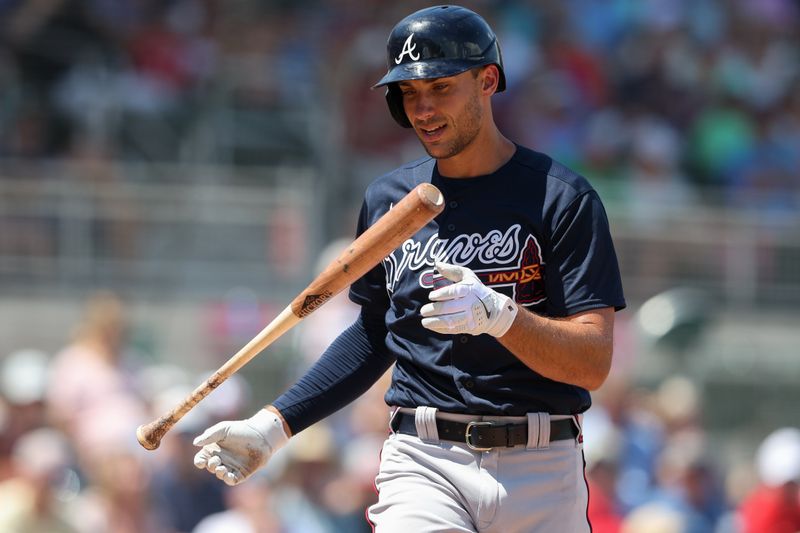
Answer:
[{"left": 349, "top": 145, "right": 626, "bottom": 416}]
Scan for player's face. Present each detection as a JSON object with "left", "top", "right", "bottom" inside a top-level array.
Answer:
[{"left": 399, "top": 71, "right": 485, "bottom": 160}]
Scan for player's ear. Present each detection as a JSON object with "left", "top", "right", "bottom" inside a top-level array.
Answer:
[{"left": 480, "top": 65, "right": 500, "bottom": 94}]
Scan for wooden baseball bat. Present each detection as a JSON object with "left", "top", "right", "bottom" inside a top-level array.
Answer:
[{"left": 136, "top": 183, "right": 444, "bottom": 450}]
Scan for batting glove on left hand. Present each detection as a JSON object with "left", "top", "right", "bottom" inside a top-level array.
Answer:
[
  {"left": 193, "top": 408, "right": 289, "bottom": 486},
  {"left": 421, "top": 261, "right": 518, "bottom": 337}
]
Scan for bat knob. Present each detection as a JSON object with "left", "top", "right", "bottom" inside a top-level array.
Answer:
[{"left": 136, "top": 422, "right": 161, "bottom": 450}]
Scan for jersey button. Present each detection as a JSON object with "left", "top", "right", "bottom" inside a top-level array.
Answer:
[
  {"left": 449, "top": 201, "right": 458, "bottom": 209},
  {"left": 465, "top": 379, "right": 475, "bottom": 389},
  {"left": 459, "top": 336, "right": 469, "bottom": 344},
  {"left": 447, "top": 223, "right": 456, "bottom": 231}
]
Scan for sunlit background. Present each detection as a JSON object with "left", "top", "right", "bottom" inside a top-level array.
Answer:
[{"left": 1, "top": 1, "right": 799, "bottom": 532}]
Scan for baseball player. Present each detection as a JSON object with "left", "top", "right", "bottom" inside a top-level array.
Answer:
[{"left": 193, "top": 5, "right": 626, "bottom": 532}]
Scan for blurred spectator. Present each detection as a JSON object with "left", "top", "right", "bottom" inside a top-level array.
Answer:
[
  {"left": 45, "top": 290, "right": 148, "bottom": 453},
  {"left": 575, "top": 107, "right": 628, "bottom": 201},
  {"left": 584, "top": 372, "right": 740, "bottom": 533},
  {"left": 206, "top": 286, "right": 278, "bottom": 364},
  {"left": 583, "top": 407, "right": 624, "bottom": 533},
  {"left": 63, "top": 137, "right": 141, "bottom": 263},
  {"left": 592, "top": 378, "right": 666, "bottom": 513},
  {"left": 737, "top": 427, "right": 800, "bottom": 533},
  {"left": 624, "top": 116, "right": 697, "bottom": 225},
  {"left": 0, "top": 0, "right": 797, "bottom": 231},
  {"left": 67, "top": 443, "right": 161, "bottom": 533},
  {"left": 191, "top": 471, "right": 284, "bottom": 533},
  {"left": 687, "top": 96, "right": 756, "bottom": 188},
  {"left": 620, "top": 502, "right": 686, "bottom": 533},
  {"left": 1, "top": 0, "right": 121, "bottom": 156},
  {"left": 621, "top": 115, "right": 702, "bottom": 290},
  {"left": 507, "top": 71, "right": 586, "bottom": 170},
  {"left": 0, "top": 427, "right": 79, "bottom": 533},
  {"left": 148, "top": 384, "right": 229, "bottom": 533},
  {"left": 587, "top": 459, "right": 624, "bottom": 533},
  {"left": 272, "top": 422, "right": 348, "bottom": 533},
  {"left": 0, "top": 397, "right": 8, "bottom": 480},
  {"left": 648, "top": 434, "right": 726, "bottom": 533},
  {"left": 0, "top": 348, "right": 51, "bottom": 477},
  {"left": 0, "top": 0, "right": 794, "bottom": 207},
  {"left": 40, "top": 290, "right": 170, "bottom": 533},
  {"left": 726, "top": 110, "right": 798, "bottom": 220}
]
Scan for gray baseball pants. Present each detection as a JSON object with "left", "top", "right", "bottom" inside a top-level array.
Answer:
[{"left": 367, "top": 407, "right": 590, "bottom": 533}]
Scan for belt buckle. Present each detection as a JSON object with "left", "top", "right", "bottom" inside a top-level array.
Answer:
[{"left": 465, "top": 421, "right": 493, "bottom": 451}]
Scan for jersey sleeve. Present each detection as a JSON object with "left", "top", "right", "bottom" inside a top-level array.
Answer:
[{"left": 545, "top": 190, "right": 626, "bottom": 316}]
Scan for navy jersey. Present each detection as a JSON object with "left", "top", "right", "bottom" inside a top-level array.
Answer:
[{"left": 349, "top": 145, "right": 626, "bottom": 416}]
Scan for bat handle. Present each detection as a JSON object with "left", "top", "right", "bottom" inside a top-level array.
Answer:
[{"left": 137, "top": 370, "right": 224, "bottom": 449}]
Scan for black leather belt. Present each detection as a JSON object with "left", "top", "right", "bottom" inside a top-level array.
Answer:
[{"left": 391, "top": 411, "right": 579, "bottom": 451}]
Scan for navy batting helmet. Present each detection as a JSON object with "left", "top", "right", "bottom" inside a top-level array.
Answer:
[{"left": 373, "top": 5, "right": 506, "bottom": 128}]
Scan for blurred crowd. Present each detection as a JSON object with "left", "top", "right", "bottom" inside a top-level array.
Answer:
[
  {"left": 1, "top": 1, "right": 800, "bottom": 532},
  {"left": 0, "top": 289, "right": 385, "bottom": 533},
  {"left": 2, "top": 293, "right": 800, "bottom": 533},
  {"left": 0, "top": 0, "right": 799, "bottom": 214},
  {"left": 1, "top": 0, "right": 799, "bottom": 302}
]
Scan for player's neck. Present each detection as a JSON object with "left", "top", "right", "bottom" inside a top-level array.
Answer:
[{"left": 436, "top": 126, "right": 515, "bottom": 179}]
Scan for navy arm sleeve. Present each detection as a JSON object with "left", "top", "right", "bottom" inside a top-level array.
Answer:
[{"left": 272, "top": 308, "right": 395, "bottom": 434}]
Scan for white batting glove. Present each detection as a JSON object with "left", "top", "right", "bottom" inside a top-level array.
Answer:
[
  {"left": 193, "top": 408, "right": 289, "bottom": 486},
  {"left": 420, "top": 261, "right": 518, "bottom": 337}
]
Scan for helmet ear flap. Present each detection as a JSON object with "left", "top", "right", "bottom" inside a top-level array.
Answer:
[{"left": 386, "top": 84, "right": 412, "bottom": 128}]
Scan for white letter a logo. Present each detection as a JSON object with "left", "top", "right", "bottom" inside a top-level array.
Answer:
[{"left": 395, "top": 33, "right": 420, "bottom": 64}]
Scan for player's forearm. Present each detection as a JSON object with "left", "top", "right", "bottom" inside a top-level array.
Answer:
[
  {"left": 497, "top": 307, "right": 614, "bottom": 391},
  {"left": 271, "top": 308, "right": 395, "bottom": 435}
]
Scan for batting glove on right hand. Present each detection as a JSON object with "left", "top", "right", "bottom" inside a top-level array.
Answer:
[{"left": 193, "top": 408, "right": 289, "bottom": 486}]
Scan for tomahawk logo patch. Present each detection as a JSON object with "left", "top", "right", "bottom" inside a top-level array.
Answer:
[{"left": 395, "top": 34, "right": 420, "bottom": 64}]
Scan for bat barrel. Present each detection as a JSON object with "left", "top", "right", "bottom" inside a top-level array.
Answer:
[{"left": 417, "top": 182, "right": 444, "bottom": 211}]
